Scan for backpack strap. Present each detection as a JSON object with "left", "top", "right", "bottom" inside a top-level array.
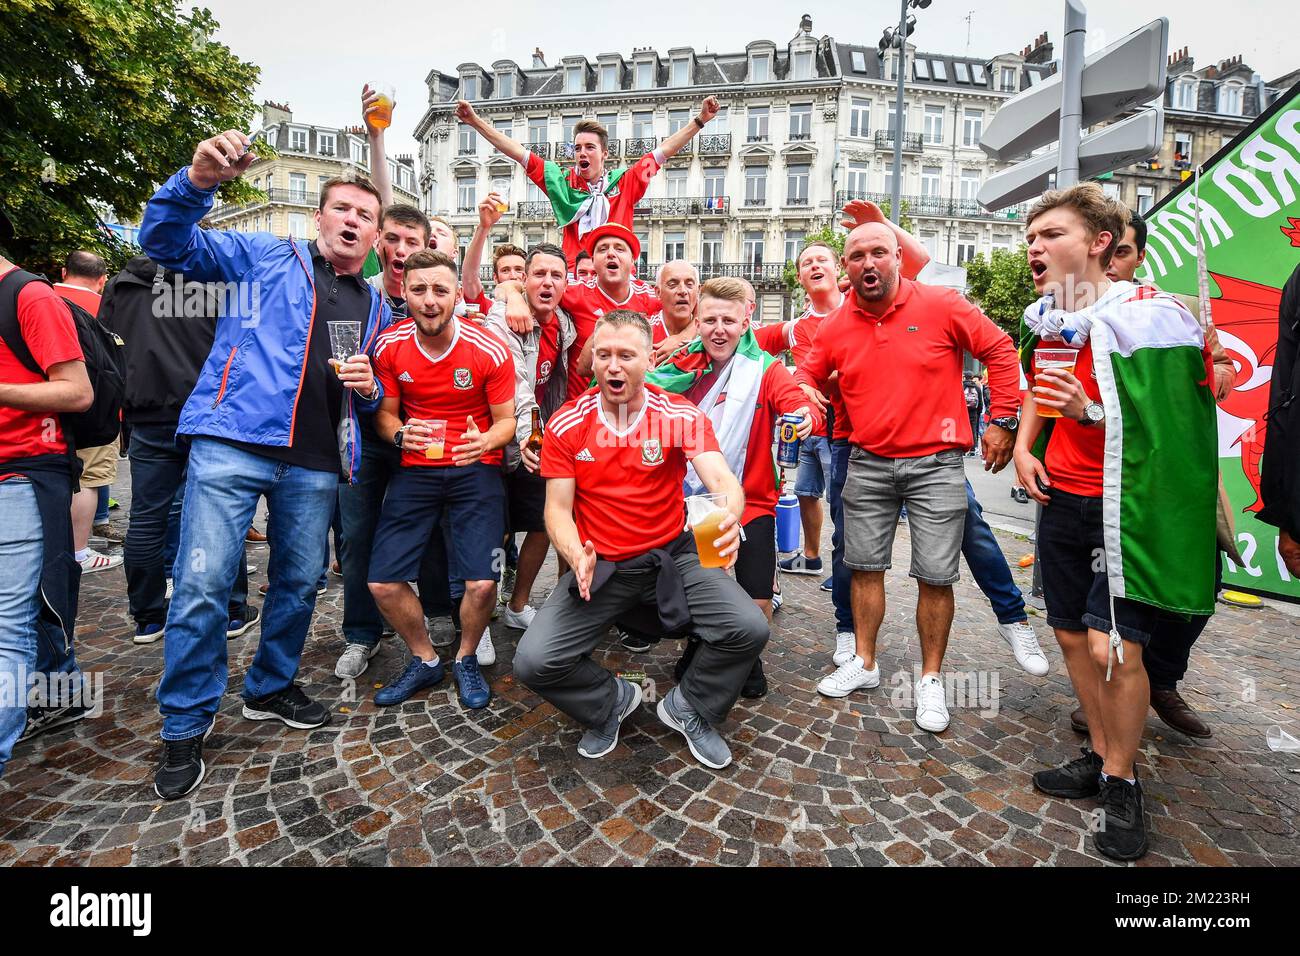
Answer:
[{"left": 0, "top": 268, "right": 48, "bottom": 378}]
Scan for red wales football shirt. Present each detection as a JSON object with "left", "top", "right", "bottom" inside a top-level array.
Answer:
[
  {"left": 561, "top": 276, "right": 660, "bottom": 399},
  {"left": 372, "top": 317, "right": 516, "bottom": 468},
  {"left": 541, "top": 383, "right": 720, "bottom": 560}
]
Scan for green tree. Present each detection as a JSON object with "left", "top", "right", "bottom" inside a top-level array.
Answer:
[
  {"left": 0, "top": 0, "right": 263, "bottom": 275},
  {"left": 780, "top": 200, "right": 913, "bottom": 301},
  {"left": 963, "top": 244, "right": 1038, "bottom": 342}
]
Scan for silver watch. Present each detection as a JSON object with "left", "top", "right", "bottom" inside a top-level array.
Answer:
[{"left": 1078, "top": 401, "right": 1105, "bottom": 426}]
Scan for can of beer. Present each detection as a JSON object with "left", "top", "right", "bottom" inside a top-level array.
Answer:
[{"left": 777, "top": 413, "right": 802, "bottom": 468}]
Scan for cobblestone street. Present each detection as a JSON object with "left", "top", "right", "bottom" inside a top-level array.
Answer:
[{"left": 2, "top": 465, "right": 1298, "bottom": 868}]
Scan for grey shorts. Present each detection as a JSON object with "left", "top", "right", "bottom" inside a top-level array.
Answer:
[{"left": 842, "top": 447, "right": 968, "bottom": 585}]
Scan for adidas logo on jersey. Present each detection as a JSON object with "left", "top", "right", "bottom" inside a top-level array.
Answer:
[
  {"left": 398, "top": 371, "right": 414, "bottom": 383},
  {"left": 575, "top": 448, "right": 596, "bottom": 462}
]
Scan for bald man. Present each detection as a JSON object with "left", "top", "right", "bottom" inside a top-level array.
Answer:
[{"left": 795, "top": 223, "right": 1020, "bottom": 733}]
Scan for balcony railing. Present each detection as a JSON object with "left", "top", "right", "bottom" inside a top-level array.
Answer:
[
  {"left": 624, "top": 137, "right": 657, "bottom": 156},
  {"left": 526, "top": 142, "right": 549, "bottom": 158},
  {"left": 698, "top": 134, "right": 731, "bottom": 155},
  {"left": 606, "top": 138, "right": 621, "bottom": 159},
  {"left": 516, "top": 201, "right": 554, "bottom": 220},
  {"left": 211, "top": 188, "right": 319, "bottom": 217},
  {"left": 788, "top": 132, "right": 812, "bottom": 141},
  {"left": 458, "top": 145, "right": 476, "bottom": 156},
  {"left": 785, "top": 197, "right": 810, "bottom": 206},
  {"left": 558, "top": 142, "right": 575, "bottom": 160},
  {"left": 875, "top": 130, "right": 924, "bottom": 152},
  {"left": 746, "top": 132, "right": 768, "bottom": 143},
  {"left": 630, "top": 196, "right": 730, "bottom": 217},
  {"left": 834, "top": 189, "right": 1033, "bottom": 221},
  {"left": 742, "top": 197, "right": 768, "bottom": 207}
]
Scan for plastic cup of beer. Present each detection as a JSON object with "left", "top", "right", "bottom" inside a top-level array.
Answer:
[
  {"left": 425, "top": 419, "right": 448, "bottom": 460},
  {"left": 367, "top": 83, "right": 395, "bottom": 131},
  {"left": 1033, "top": 347, "right": 1078, "bottom": 419},
  {"left": 686, "top": 493, "right": 730, "bottom": 569},
  {"left": 328, "top": 321, "right": 361, "bottom": 377},
  {"left": 491, "top": 179, "right": 510, "bottom": 214}
]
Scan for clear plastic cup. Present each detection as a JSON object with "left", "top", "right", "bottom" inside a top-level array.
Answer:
[
  {"left": 686, "top": 493, "right": 729, "bottom": 569},
  {"left": 367, "top": 83, "right": 395, "bottom": 130},
  {"left": 328, "top": 321, "right": 361, "bottom": 377},
  {"left": 1033, "top": 347, "right": 1079, "bottom": 419},
  {"left": 425, "top": 419, "right": 448, "bottom": 460}
]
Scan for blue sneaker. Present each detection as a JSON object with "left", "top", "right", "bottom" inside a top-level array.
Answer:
[
  {"left": 375, "top": 656, "right": 445, "bottom": 706},
  {"left": 133, "top": 622, "right": 165, "bottom": 645},
  {"left": 820, "top": 576, "right": 833, "bottom": 592},
  {"left": 453, "top": 655, "right": 492, "bottom": 710},
  {"left": 778, "top": 554, "right": 823, "bottom": 576}
]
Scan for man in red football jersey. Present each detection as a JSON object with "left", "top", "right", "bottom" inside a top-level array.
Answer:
[
  {"left": 648, "top": 260, "right": 700, "bottom": 363},
  {"left": 368, "top": 250, "right": 516, "bottom": 712},
  {"left": 514, "top": 310, "right": 768, "bottom": 770}
]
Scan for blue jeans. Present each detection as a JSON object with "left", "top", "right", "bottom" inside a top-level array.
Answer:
[
  {"left": 0, "top": 480, "right": 42, "bottom": 775},
  {"left": 158, "top": 438, "right": 336, "bottom": 740},
  {"left": 95, "top": 485, "right": 110, "bottom": 524},
  {"left": 337, "top": 439, "right": 455, "bottom": 648},
  {"left": 828, "top": 441, "right": 853, "bottom": 633},
  {"left": 962, "top": 480, "right": 1026, "bottom": 624},
  {"left": 125, "top": 424, "right": 248, "bottom": 628}
]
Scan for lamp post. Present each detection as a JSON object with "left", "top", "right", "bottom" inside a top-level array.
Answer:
[{"left": 878, "top": 0, "right": 932, "bottom": 223}]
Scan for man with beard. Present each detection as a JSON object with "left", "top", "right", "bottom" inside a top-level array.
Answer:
[
  {"left": 647, "top": 277, "right": 819, "bottom": 697},
  {"left": 796, "top": 223, "right": 1020, "bottom": 734},
  {"left": 139, "top": 131, "right": 390, "bottom": 799},
  {"left": 456, "top": 99, "right": 720, "bottom": 268},
  {"left": 648, "top": 260, "right": 701, "bottom": 363},
  {"left": 515, "top": 310, "right": 767, "bottom": 769},
  {"left": 368, "top": 250, "right": 516, "bottom": 710}
]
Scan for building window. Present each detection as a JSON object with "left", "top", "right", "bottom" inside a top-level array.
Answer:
[
  {"left": 991, "top": 234, "right": 1012, "bottom": 252},
  {"left": 562, "top": 115, "right": 580, "bottom": 144},
  {"left": 289, "top": 172, "right": 307, "bottom": 201},
  {"left": 635, "top": 232, "right": 649, "bottom": 275},
  {"left": 1100, "top": 181, "right": 1120, "bottom": 200},
  {"left": 1219, "top": 83, "right": 1243, "bottom": 116},
  {"left": 851, "top": 50, "right": 867, "bottom": 72},
  {"left": 528, "top": 117, "right": 548, "bottom": 144},
  {"left": 849, "top": 98, "right": 870, "bottom": 138},
  {"left": 1000, "top": 67, "right": 1017, "bottom": 92},
  {"left": 318, "top": 175, "right": 330, "bottom": 194},
  {"left": 635, "top": 61, "right": 655, "bottom": 90},
  {"left": 847, "top": 161, "right": 869, "bottom": 196},
  {"left": 789, "top": 103, "right": 812, "bottom": 139},
  {"left": 701, "top": 233, "right": 723, "bottom": 268},
  {"left": 750, "top": 53, "right": 771, "bottom": 83},
  {"left": 743, "top": 231, "right": 765, "bottom": 264},
  {"left": 457, "top": 176, "right": 476, "bottom": 212},
  {"left": 920, "top": 231, "right": 939, "bottom": 260},
  {"left": 921, "top": 165, "right": 941, "bottom": 197},
  {"left": 923, "top": 105, "right": 944, "bottom": 144},
  {"left": 783, "top": 230, "right": 806, "bottom": 264},
  {"left": 1136, "top": 185, "right": 1155, "bottom": 214},
  {"left": 962, "top": 109, "right": 984, "bottom": 147},
  {"left": 956, "top": 233, "right": 977, "bottom": 265},
  {"left": 665, "top": 168, "right": 688, "bottom": 199},
  {"left": 744, "top": 166, "right": 767, "bottom": 205},
  {"left": 318, "top": 132, "right": 336, "bottom": 156},
  {"left": 596, "top": 112, "right": 618, "bottom": 140},
  {"left": 1174, "top": 78, "right": 1197, "bottom": 110},
  {"left": 497, "top": 72, "right": 514, "bottom": 99},
  {"left": 462, "top": 75, "right": 479, "bottom": 101},
  {"left": 793, "top": 51, "right": 813, "bottom": 80},
  {"left": 884, "top": 161, "right": 898, "bottom": 195},
  {"left": 289, "top": 128, "right": 307, "bottom": 152},
  {"left": 600, "top": 63, "right": 619, "bottom": 92},
  {"left": 668, "top": 109, "right": 690, "bottom": 135},
  {"left": 704, "top": 107, "right": 728, "bottom": 134},
  {"left": 1174, "top": 131, "right": 1194, "bottom": 166},
  {"left": 960, "top": 168, "right": 981, "bottom": 201},
  {"left": 914, "top": 58, "right": 930, "bottom": 81},
  {"left": 747, "top": 106, "right": 769, "bottom": 142},
  {"left": 704, "top": 167, "right": 726, "bottom": 198},
  {"left": 526, "top": 182, "right": 544, "bottom": 204},
  {"left": 972, "top": 63, "right": 987, "bottom": 85},
  {"left": 671, "top": 58, "right": 690, "bottom": 87},
  {"left": 458, "top": 124, "right": 475, "bottom": 155},
  {"left": 955, "top": 62, "right": 971, "bottom": 84},
  {"left": 930, "top": 60, "right": 946, "bottom": 81},
  {"left": 565, "top": 66, "right": 584, "bottom": 94},
  {"left": 288, "top": 213, "right": 307, "bottom": 239},
  {"left": 786, "top": 164, "right": 809, "bottom": 204},
  {"left": 632, "top": 111, "right": 654, "bottom": 139},
  {"left": 350, "top": 139, "right": 367, "bottom": 164},
  {"left": 664, "top": 231, "right": 685, "bottom": 261}
]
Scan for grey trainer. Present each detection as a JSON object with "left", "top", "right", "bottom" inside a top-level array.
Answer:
[
  {"left": 577, "top": 678, "right": 642, "bottom": 759},
  {"left": 657, "top": 686, "right": 732, "bottom": 769},
  {"left": 335, "top": 642, "right": 380, "bottom": 680}
]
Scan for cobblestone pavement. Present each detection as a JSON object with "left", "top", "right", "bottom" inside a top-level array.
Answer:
[{"left": 2, "top": 464, "right": 1298, "bottom": 868}]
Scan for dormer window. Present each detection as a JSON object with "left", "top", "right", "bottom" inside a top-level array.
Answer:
[
  {"left": 565, "top": 65, "right": 584, "bottom": 94},
  {"left": 462, "top": 74, "right": 479, "bottom": 100},
  {"left": 999, "top": 66, "right": 1017, "bottom": 92},
  {"left": 671, "top": 57, "right": 690, "bottom": 87},
  {"left": 600, "top": 62, "right": 619, "bottom": 92},
  {"left": 289, "top": 127, "right": 307, "bottom": 152},
  {"left": 318, "top": 132, "right": 336, "bottom": 156},
  {"left": 851, "top": 50, "right": 867, "bottom": 72},
  {"left": 496, "top": 72, "right": 514, "bottom": 99},
  {"left": 751, "top": 53, "right": 771, "bottom": 83},
  {"left": 1219, "top": 82, "right": 1242, "bottom": 115},
  {"left": 1174, "top": 78, "right": 1197, "bottom": 110},
  {"left": 793, "top": 50, "right": 813, "bottom": 80},
  {"left": 635, "top": 60, "right": 655, "bottom": 90}
]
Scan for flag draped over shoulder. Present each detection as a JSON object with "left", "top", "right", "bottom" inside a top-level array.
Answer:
[
  {"left": 542, "top": 164, "right": 630, "bottom": 228},
  {"left": 1026, "top": 281, "right": 1219, "bottom": 616}
]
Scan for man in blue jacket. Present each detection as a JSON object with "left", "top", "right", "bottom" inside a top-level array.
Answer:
[{"left": 139, "top": 129, "right": 392, "bottom": 800}]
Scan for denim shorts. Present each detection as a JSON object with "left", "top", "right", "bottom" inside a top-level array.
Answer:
[
  {"left": 794, "top": 434, "right": 832, "bottom": 499},
  {"left": 1037, "top": 487, "right": 1157, "bottom": 645},
  {"left": 842, "top": 447, "right": 967, "bottom": 585}
]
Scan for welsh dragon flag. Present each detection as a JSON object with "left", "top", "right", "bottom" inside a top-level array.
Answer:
[{"left": 1025, "top": 281, "right": 1219, "bottom": 616}]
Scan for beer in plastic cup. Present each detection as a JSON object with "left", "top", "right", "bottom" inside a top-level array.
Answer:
[
  {"left": 425, "top": 419, "right": 447, "bottom": 460},
  {"left": 368, "top": 83, "right": 395, "bottom": 131},
  {"left": 490, "top": 179, "right": 510, "bottom": 214},
  {"left": 686, "top": 493, "right": 730, "bottom": 569},
  {"left": 1033, "top": 347, "right": 1078, "bottom": 419},
  {"left": 328, "top": 321, "right": 361, "bottom": 378}
]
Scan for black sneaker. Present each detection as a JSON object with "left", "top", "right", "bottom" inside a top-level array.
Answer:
[
  {"left": 241, "top": 684, "right": 330, "bottom": 729},
  {"left": 741, "top": 658, "right": 768, "bottom": 699},
  {"left": 1032, "top": 747, "right": 1104, "bottom": 799},
  {"left": 226, "top": 604, "right": 261, "bottom": 639},
  {"left": 17, "top": 704, "right": 89, "bottom": 743},
  {"left": 618, "top": 627, "right": 655, "bottom": 653},
  {"left": 154, "top": 735, "right": 206, "bottom": 800},
  {"left": 1093, "top": 774, "right": 1149, "bottom": 861},
  {"left": 674, "top": 637, "right": 701, "bottom": 682}
]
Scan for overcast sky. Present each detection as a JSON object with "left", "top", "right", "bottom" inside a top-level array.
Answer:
[{"left": 200, "top": 0, "right": 1296, "bottom": 158}]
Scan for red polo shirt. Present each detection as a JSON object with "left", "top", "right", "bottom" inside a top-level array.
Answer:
[{"left": 796, "top": 279, "right": 1019, "bottom": 458}]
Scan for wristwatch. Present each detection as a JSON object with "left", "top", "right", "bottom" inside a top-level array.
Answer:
[
  {"left": 989, "top": 416, "right": 1019, "bottom": 433},
  {"left": 393, "top": 426, "right": 406, "bottom": 449},
  {"left": 1078, "top": 402, "right": 1105, "bottom": 426}
]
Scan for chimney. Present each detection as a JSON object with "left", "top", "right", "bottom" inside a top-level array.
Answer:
[
  {"left": 1025, "top": 32, "right": 1053, "bottom": 65},
  {"left": 800, "top": 14, "right": 813, "bottom": 34},
  {"left": 1168, "top": 46, "right": 1193, "bottom": 74},
  {"left": 261, "top": 100, "right": 291, "bottom": 128},
  {"left": 532, "top": 48, "right": 546, "bottom": 68}
]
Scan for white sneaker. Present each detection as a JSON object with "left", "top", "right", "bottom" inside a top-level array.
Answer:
[
  {"left": 915, "top": 674, "right": 950, "bottom": 733},
  {"left": 334, "top": 642, "right": 379, "bottom": 679},
  {"left": 816, "top": 656, "right": 880, "bottom": 698},
  {"left": 79, "top": 548, "right": 122, "bottom": 574},
  {"left": 771, "top": 588, "right": 784, "bottom": 611},
  {"left": 502, "top": 604, "right": 536, "bottom": 630},
  {"left": 833, "top": 631, "right": 856, "bottom": 666},
  {"left": 998, "top": 620, "right": 1049, "bottom": 676},
  {"left": 165, "top": 577, "right": 174, "bottom": 600},
  {"left": 475, "top": 630, "right": 496, "bottom": 666}
]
